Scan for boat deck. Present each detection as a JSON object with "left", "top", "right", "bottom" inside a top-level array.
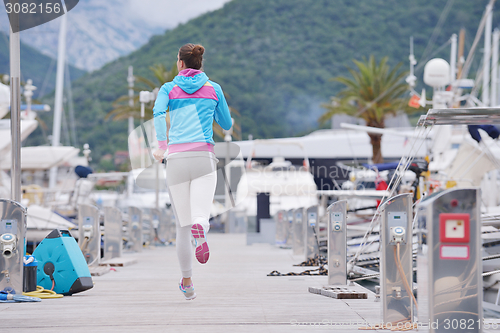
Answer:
[{"left": 1, "top": 233, "right": 497, "bottom": 332}]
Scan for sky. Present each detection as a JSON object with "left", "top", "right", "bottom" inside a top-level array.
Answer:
[
  {"left": 127, "top": 0, "right": 233, "bottom": 29},
  {"left": 0, "top": 0, "right": 233, "bottom": 33},
  {"left": 0, "top": 0, "right": 234, "bottom": 70}
]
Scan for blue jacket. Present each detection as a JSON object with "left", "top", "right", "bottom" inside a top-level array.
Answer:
[{"left": 153, "top": 69, "right": 232, "bottom": 149}]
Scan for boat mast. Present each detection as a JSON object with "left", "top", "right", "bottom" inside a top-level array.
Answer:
[
  {"left": 450, "top": 34, "right": 457, "bottom": 85},
  {"left": 456, "top": 28, "right": 465, "bottom": 79},
  {"left": 9, "top": 2, "right": 21, "bottom": 202},
  {"left": 128, "top": 66, "right": 134, "bottom": 134},
  {"left": 492, "top": 29, "right": 500, "bottom": 106},
  {"left": 49, "top": 14, "right": 68, "bottom": 189},
  {"left": 483, "top": 3, "right": 493, "bottom": 106}
]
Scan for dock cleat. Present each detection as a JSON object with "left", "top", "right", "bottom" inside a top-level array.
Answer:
[
  {"left": 179, "top": 278, "right": 196, "bottom": 300},
  {"left": 191, "top": 224, "right": 209, "bottom": 264}
]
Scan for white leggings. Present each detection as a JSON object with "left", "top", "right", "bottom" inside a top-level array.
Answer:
[{"left": 166, "top": 152, "right": 217, "bottom": 278}]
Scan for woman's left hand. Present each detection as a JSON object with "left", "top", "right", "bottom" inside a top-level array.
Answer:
[{"left": 153, "top": 149, "right": 166, "bottom": 161}]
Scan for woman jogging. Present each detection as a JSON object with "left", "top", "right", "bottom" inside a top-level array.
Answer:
[{"left": 152, "top": 43, "right": 232, "bottom": 300}]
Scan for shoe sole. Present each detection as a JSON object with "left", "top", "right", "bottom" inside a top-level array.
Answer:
[
  {"left": 191, "top": 224, "right": 209, "bottom": 264},
  {"left": 184, "top": 293, "right": 197, "bottom": 300}
]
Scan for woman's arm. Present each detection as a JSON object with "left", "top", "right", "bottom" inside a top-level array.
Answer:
[
  {"left": 213, "top": 83, "right": 232, "bottom": 131},
  {"left": 153, "top": 84, "right": 170, "bottom": 150}
]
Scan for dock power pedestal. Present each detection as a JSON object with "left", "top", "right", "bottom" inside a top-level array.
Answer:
[
  {"left": 275, "top": 210, "right": 286, "bottom": 246},
  {"left": 128, "top": 206, "right": 143, "bottom": 252},
  {"left": 308, "top": 200, "right": 368, "bottom": 300},
  {"left": 78, "top": 204, "right": 101, "bottom": 267},
  {"left": 305, "top": 206, "right": 319, "bottom": 260},
  {"left": 328, "top": 200, "right": 347, "bottom": 286},
  {"left": 416, "top": 188, "right": 482, "bottom": 332},
  {"left": 286, "top": 209, "right": 294, "bottom": 248},
  {"left": 292, "top": 208, "right": 305, "bottom": 255},
  {"left": 380, "top": 193, "right": 414, "bottom": 325},
  {"left": 0, "top": 200, "right": 26, "bottom": 295},
  {"left": 103, "top": 207, "right": 123, "bottom": 260}
]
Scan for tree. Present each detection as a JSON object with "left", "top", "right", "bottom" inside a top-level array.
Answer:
[
  {"left": 319, "top": 56, "right": 410, "bottom": 164},
  {"left": 106, "top": 63, "right": 178, "bottom": 122}
]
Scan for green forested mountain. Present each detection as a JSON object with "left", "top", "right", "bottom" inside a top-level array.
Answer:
[
  {"left": 27, "top": 0, "right": 499, "bottom": 166},
  {"left": 0, "top": 32, "right": 86, "bottom": 98}
]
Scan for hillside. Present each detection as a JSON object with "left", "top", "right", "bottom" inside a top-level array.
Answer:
[
  {"left": 29, "top": 0, "right": 500, "bottom": 165},
  {"left": 0, "top": 0, "right": 232, "bottom": 71},
  {"left": 0, "top": 32, "right": 86, "bottom": 98}
]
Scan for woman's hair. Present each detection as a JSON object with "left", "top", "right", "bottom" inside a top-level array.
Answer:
[{"left": 178, "top": 43, "right": 205, "bottom": 70}]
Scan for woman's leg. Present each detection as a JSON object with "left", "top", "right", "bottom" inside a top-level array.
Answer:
[
  {"left": 176, "top": 221, "right": 193, "bottom": 280},
  {"left": 190, "top": 159, "right": 217, "bottom": 232},
  {"left": 166, "top": 159, "right": 193, "bottom": 281},
  {"left": 190, "top": 157, "right": 217, "bottom": 264}
]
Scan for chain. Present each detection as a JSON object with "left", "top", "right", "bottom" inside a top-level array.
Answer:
[{"left": 267, "top": 265, "right": 328, "bottom": 276}]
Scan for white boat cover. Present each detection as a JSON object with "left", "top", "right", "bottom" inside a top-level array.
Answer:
[
  {"left": 27, "top": 204, "right": 76, "bottom": 231},
  {"left": 0, "top": 119, "right": 38, "bottom": 157},
  {"left": 0, "top": 146, "right": 80, "bottom": 170}
]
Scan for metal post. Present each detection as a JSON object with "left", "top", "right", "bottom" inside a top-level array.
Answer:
[
  {"left": 286, "top": 209, "right": 294, "bottom": 248},
  {"left": 450, "top": 34, "right": 457, "bottom": 85},
  {"left": 140, "top": 102, "right": 146, "bottom": 168},
  {"left": 416, "top": 188, "right": 482, "bottom": 332},
  {"left": 275, "top": 210, "right": 286, "bottom": 246},
  {"left": 224, "top": 129, "right": 232, "bottom": 232},
  {"left": 128, "top": 66, "right": 134, "bottom": 134},
  {"left": 483, "top": 5, "right": 493, "bottom": 107},
  {"left": 305, "top": 206, "right": 319, "bottom": 260},
  {"left": 103, "top": 207, "right": 122, "bottom": 260},
  {"left": 78, "top": 204, "right": 101, "bottom": 267},
  {"left": 9, "top": 5, "right": 21, "bottom": 202},
  {"left": 151, "top": 208, "right": 163, "bottom": 244},
  {"left": 0, "top": 200, "right": 27, "bottom": 294},
  {"left": 155, "top": 160, "right": 159, "bottom": 210},
  {"left": 49, "top": 14, "right": 68, "bottom": 189},
  {"left": 327, "top": 200, "right": 347, "bottom": 286},
  {"left": 408, "top": 36, "right": 416, "bottom": 89},
  {"left": 380, "top": 193, "right": 413, "bottom": 325},
  {"left": 292, "top": 207, "right": 305, "bottom": 255},
  {"left": 491, "top": 29, "right": 500, "bottom": 106},
  {"left": 128, "top": 206, "right": 142, "bottom": 252}
]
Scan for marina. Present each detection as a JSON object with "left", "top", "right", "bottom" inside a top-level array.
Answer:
[{"left": 4, "top": 1, "right": 500, "bottom": 333}]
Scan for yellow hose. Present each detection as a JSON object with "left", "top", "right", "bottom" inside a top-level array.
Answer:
[
  {"left": 394, "top": 243, "right": 418, "bottom": 310},
  {"left": 23, "top": 286, "right": 63, "bottom": 299}
]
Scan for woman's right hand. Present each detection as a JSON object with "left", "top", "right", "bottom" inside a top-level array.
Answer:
[{"left": 153, "top": 149, "right": 166, "bottom": 162}]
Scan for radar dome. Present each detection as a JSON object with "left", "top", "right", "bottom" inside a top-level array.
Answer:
[{"left": 423, "top": 58, "right": 451, "bottom": 88}]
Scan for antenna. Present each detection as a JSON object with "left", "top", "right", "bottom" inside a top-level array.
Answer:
[{"left": 406, "top": 36, "right": 417, "bottom": 89}]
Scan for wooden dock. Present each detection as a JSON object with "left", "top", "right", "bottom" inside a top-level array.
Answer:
[{"left": 2, "top": 233, "right": 497, "bottom": 332}]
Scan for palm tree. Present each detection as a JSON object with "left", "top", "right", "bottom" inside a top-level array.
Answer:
[
  {"left": 319, "top": 56, "right": 410, "bottom": 164},
  {"left": 107, "top": 63, "right": 241, "bottom": 140},
  {"left": 106, "top": 63, "right": 178, "bottom": 122}
]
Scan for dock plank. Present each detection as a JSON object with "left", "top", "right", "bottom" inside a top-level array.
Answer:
[{"left": 0, "top": 233, "right": 463, "bottom": 332}]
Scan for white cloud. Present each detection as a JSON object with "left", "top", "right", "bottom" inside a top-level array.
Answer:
[{"left": 127, "top": 0, "right": 232, "bottom": 29}]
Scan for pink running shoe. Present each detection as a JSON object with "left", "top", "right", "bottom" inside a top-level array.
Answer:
[
  {"left": 179, "top": 278, "right": 196, "bottom": 300},
  {"left": 191, "top": 224, "right": 209, "bottom": 264}
]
